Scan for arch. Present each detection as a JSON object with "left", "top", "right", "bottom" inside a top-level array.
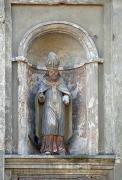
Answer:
[{"left": 18, "top": 21, "right": 98, "bottom": 61}]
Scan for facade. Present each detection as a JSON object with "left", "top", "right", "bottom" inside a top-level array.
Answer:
[{"left": 0, "top": 0, "right": 122, "bottom": 179}]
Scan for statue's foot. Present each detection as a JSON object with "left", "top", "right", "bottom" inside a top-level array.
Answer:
[
  {"left": 45, "top": 151, "right": 51, "bottom": 155},
  {"left": 52, "top": 151, "right": 59, "bottom": 155},
  {"left": 42, "top": 151, "right": 51, "bottom": 155}
]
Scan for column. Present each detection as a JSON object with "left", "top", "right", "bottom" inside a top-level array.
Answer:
[{"left": 86, "top": 62, "right": 99, "bottom": 154}]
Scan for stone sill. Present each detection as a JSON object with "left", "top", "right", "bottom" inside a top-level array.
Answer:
[{"left": 5, "top": 155, "right": 115, "bottom": 176}]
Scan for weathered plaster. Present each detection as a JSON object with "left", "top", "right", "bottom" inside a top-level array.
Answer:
[
  {"left": 0, "top": 0, "right": 5, "bottom": 179},
  {"left": 112, "top": 1, "right": 122, "bottom": 180},
  {"left": 5, "top": 0, "right": 13, "bottom": 154},
  {"left": 12, "top": 4, "right": 104, "bottom": 58},
  {"left": 103, "top": 0, "right": 114, "bottom": 154},
  {"left": 2, "top": 0, "right": 122, "bottom": 179},
  {"left": 17, "top": 60, "right": 29, "bottom": 154},
  {"left": 86, "top": 63, "right": 98, "bottom": 154}
]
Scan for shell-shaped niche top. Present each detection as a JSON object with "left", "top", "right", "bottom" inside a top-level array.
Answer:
[{"left": 17, "top": 21, "right": 102, "bottom": 70}]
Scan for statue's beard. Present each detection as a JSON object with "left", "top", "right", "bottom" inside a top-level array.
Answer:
[
  {"left": 48, "top": 74, "right": 59, "bottom": 82},
  {"left": 50, "top": 75, "right": 58, "bottom": 81}
]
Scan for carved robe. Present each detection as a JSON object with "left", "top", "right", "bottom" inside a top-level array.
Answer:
[{"left": 35, "top": 77, "right": 72, "bottom": 143}]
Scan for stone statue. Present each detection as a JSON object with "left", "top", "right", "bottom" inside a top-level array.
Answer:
[{"left": 35, "top": 52, "right": 72, "bottom": 155}]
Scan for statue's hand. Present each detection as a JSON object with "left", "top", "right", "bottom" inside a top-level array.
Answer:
[
  {"left": 62, "top": 95, "right": 69, "bottom": 105},
  {"left": 38, "top": 92, "right": 45, "bottom": 103}
]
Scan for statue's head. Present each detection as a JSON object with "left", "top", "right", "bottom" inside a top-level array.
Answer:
[
  {"left": 45, "top": 52, "right": 60, "bottom": 70},
  {"left": 45, "top": 52, "right": 60, "bottom": 80}
]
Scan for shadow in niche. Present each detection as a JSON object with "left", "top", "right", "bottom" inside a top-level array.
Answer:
[{"left": 28, "top": 71, "right": 44, "bottom": 153}]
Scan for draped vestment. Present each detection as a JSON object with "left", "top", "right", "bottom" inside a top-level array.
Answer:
[{"left": 35, "top": 77, "right": 72, "bottom": 143}]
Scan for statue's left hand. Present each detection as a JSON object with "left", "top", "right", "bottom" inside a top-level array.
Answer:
[
  {"left": 38, "top": 92, "right": 45, "bottom": 103},
  {"left": 62, "top": 95, "right": 69, "bottom": 105}
]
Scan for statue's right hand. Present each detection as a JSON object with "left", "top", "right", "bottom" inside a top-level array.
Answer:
[{"left": 38, "top": 92, "right": 45, "bottom": 103}]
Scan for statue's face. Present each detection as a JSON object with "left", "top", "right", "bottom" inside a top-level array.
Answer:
[{"left": 48, "top": 69, "right": 59, "bottom": 81}]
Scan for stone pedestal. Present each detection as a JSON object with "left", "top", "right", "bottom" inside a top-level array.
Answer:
[{"left": 5, "top": 155, "right": 115, "bottom": 180}]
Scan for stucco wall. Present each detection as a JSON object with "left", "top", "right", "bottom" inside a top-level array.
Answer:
[
  {"left": 0, "top": 0, "right": 121, "bottom": 179},
  {"left": 112, "top": 0, "right": 122, "bottom": 179}
]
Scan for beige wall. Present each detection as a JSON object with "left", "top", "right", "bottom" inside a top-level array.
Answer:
[{"left": 2, "top": 0, "right": 122, "bottom": 179}]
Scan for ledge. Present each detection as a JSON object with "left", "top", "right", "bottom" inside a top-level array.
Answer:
[
  {"left": 12, "top": 56, "right": 103, "bottom": 71},
  {"left": 11, "top": 0, "right": 105, "bottom": 5},
  {"left": 5, "top": 155, "right": 115, "bottom": 176}
]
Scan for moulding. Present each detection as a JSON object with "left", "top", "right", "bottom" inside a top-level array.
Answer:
[
  {"left": 18, "top": 21, "right": 99, "bottom": 61},
  {"left": 11, "top": 0, "right": 105, "bottom": 5},
  {"left": 12, "top": 56, "right": 103, "bottom": 70}
]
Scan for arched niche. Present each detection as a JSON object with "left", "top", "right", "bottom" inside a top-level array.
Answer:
[
  {"left": 18, "top": 21, "right": 98, "bottom": 62},
  {"left": 27, "top": 32, "right": 86, "bottom": 67},
  {"left": 13, "top": 21, "right": 102, "bottom": 155}
]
